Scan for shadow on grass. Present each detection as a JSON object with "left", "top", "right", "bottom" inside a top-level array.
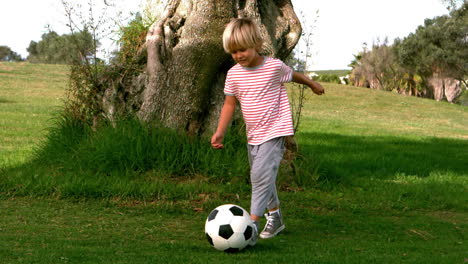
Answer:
[
  {"left": 0, "top": 98, "right": 15, "bottom": 104},
  {"left": 299, "top": 132, "right": 468, "bottom": 181}
]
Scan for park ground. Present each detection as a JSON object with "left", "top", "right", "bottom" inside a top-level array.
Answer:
[{"left": 0, "top": 62, "right": 467, "bottom": 263}]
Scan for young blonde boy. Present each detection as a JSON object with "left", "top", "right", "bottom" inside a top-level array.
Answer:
[{"left": 211, "top": 18, "right": 324, "bottom": 243}]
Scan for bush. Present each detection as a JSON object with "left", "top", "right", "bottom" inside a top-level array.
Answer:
[
  {"left": 454, "top": 86, "right": 468, "bottom": 106},
  {"left": 63, "top": 12, "right": 150, "bottom": 126},
  {"left": 113, "top": 12, "right": 150, "bottom": 68},
  {"left": 316, "top": 74, "right": 341, "bottom": 84},
  {"left": 34, "top": 115, "right": 249, "bottom": 180}
]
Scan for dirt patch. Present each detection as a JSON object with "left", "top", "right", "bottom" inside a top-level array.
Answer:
[{"left": 0, "top": 63, "right": 14, "bottom": 72}]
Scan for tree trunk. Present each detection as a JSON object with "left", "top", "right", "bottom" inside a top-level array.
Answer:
[{"left": 135, "top": 0, "right": 301, "bottom": 135}]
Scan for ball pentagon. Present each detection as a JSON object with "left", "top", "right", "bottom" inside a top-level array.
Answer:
[
  {"left": 229, "top": 205, "right": 244, "bottom": 216},
  {"left": 219, "top": 224, "right": 234, "bottom": 239},
  {"left": 207, "top": 209, "right": 218, "bottom": 221}
]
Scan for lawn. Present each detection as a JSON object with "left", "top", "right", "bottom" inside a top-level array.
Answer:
[
  {"left": 0, "top": 62, "right": 467, "bottom": 263},
  {"left": 0, "top": 62, "right": 67, "bottom": 167}
]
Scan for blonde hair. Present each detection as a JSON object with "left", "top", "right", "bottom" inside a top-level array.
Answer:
[{"left": 222, "top": 18, "right": 263, "bottom": 53}]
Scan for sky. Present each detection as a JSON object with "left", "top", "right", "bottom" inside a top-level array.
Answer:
[{"left": 0, "top": 0, "right": 450, "bottom": 70}]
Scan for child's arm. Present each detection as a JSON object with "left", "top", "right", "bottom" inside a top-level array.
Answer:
[
  {"left": 211, "top": 95, "right": 237, "bottom": 149},
  {"left": 292, "top": 72, "right": 325, "bottom": 95}
]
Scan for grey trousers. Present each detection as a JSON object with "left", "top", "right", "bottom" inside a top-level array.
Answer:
[{"left": 247, "top": 136, "right": 285, "bottom": 217}]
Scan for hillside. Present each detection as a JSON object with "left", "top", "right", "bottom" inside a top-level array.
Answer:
[
  {"left": 0, "top": 62, "right": 67, "bottom": 167},
  {"left": 1, "top": 62, "right": 466, "bottom": 169},
  {"left": 295, "top": 82, "right": 467, "bottom": 139}
]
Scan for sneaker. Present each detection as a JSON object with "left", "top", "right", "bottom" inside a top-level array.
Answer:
[
  {"left": 259, "top": 211, "right": 285, "bottom": 239},
  {"left": 249, "top": 221, "right": 259, "bottom": 246}
]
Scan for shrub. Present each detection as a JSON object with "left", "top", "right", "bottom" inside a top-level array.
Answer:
[
  {"left": 453, "top": 86, "right": 468, "bottom": 106},
  {"left": 33, "top": 115, "right": 249, "bottom": 181},
  {"left": 316, "top": 74, "right": 341, "bottom": 84}
]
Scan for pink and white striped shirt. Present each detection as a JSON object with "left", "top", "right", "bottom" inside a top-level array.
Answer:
[{"left": 224, "top": 57, "right": 294, "bottom": 145}]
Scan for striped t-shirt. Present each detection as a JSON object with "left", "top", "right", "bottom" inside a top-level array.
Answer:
[{"left": 224, "top": 57, "right": 294, "bottom": 145}]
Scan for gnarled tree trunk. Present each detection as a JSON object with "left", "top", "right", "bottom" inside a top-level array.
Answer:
[
  {"left": 428, "top": 72, "right": 462, "bottom": 103},
  {"left": 135, "top": 0, "right": 302, "bottom": 135}
]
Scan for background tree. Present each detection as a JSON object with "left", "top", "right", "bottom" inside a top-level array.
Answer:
[
  {"left": 0, "top": 46, "right": 23, "bottom": 61},
  {"left": 351, "top": 39, "right": 399, "bottom": 91},
  {"left": 350, "top": 3, "right": 466, "bottom": 102},
  {"left": 26, "top": 30, "right": 97, "bottom": 64},
  {"left": 395, "top": 3, "right": 467, "bottom": 100},
  {"left": 395, "top": 3, "right": 467, "bottom": 82},
  {"left": 440, "top": 0, "right": 466, "bottom": 10}
]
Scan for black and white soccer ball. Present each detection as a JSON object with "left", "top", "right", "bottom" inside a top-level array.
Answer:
[{"left": 205, "top": 204, "right": 255, "bottom": 252}]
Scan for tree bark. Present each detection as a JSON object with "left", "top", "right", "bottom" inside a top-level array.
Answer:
[{"left": 135, "top": 0, "right": 301, "bottom": 135}]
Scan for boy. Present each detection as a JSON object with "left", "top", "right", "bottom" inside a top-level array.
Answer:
[{"left": 211, "top": 18, "right": 324, "bottom": 243}]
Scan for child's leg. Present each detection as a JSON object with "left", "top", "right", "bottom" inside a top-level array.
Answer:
[
  {"left": 247, "top": 137, "right": 285, "bottom": 218},
  {"left": 267, "top": 184, "right": 280, "bottom": 211}
]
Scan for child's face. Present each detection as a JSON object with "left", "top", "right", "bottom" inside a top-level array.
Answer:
[{"left": 231, "top": 47, "right": 261, "bottom": 68}]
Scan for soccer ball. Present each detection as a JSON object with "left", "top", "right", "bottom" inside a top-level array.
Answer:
[{"left": 205, "top": 204, "right": 255, "bottom": 252}]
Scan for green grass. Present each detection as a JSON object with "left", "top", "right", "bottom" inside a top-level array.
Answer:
[
  {"left": 0, "top": 62, "right": 467, "bottom": 263},
  {"left": 0, "top": 62, "right": 67, "bottom": 167},
  {"left": 299, "top": 84, "right": 467, "bottom": 138},
  {"left": 1, "top": 197, "right": 465, "bottom": 263}
]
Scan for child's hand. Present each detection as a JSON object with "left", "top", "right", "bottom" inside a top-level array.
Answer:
[
  {"left": 310, "top": 82, "right": 325, "bottom": 95},
  {"left": 211, "top": 132, "right": 225, "bottom": 149},
  {"left": 292, "top": 72, "right": 325, "bottom": 95}
]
